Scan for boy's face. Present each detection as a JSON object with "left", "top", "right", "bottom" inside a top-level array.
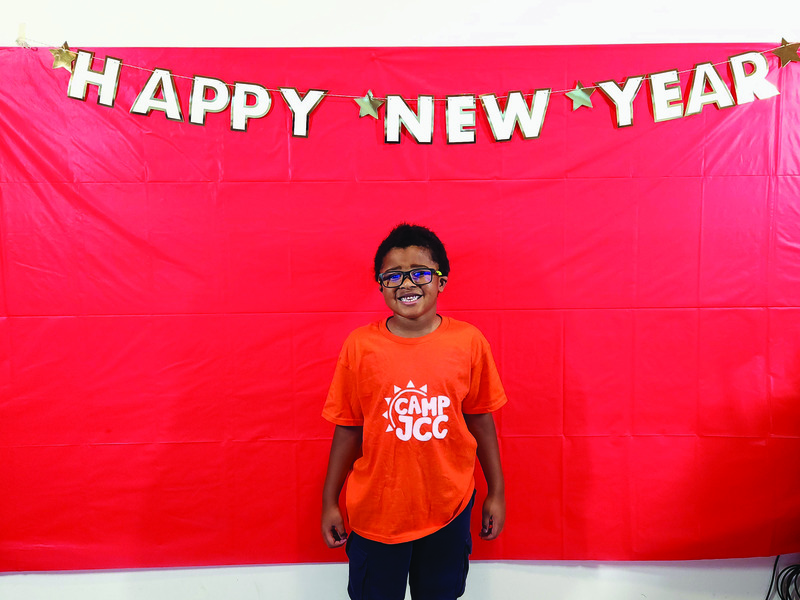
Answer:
[{"left": 379, "top": 246, "right": 447, "bottom": 324}]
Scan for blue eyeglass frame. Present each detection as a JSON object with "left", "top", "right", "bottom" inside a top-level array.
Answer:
[{"left": 378, "top": 268, "right": 443, "bottom": 288}]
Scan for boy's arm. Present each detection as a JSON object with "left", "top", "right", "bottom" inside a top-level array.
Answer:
[
  {"left": 321, "top": 424, "right": 363, "bottom": 548},
  {"left": 464, "top": 412, "right": 505, "bottom": 540}
]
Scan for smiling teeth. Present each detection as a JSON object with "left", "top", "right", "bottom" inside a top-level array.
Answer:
[{"left": 399, "top": 295, "right": 421, "bottom": 303}]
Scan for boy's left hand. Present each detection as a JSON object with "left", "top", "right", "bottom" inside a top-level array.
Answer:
[{"left": 479, "top": 492, "right": 505, "bottom": 540}]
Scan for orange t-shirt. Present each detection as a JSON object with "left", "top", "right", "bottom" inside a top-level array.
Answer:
[{"left": 322, "top": 316, "right": 507, "bottom": 544}]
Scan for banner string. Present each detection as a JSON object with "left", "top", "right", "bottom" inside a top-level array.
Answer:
[{"left": 16, "top": 34, "right": 790, "bottom": 102}]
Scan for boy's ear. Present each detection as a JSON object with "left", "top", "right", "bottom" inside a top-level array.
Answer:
[{"left": 438, "top": 276, "right": 447, "bottom": 291}]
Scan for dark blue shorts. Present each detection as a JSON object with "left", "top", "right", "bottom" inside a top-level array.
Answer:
[{"left": 345, "top": 492, "right": 474, "bottom": 600}]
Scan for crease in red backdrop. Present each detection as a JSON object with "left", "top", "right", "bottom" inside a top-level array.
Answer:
[{"left": 0, "top": 44, "right": 799, "bottom": 571}]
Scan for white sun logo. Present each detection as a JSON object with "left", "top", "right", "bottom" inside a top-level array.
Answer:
[
  {"left": 383, "top": 380, "right": 428, "bottom": 431},
  {"left": 383, "top": 380, "right": 450, "bottom": 442}
]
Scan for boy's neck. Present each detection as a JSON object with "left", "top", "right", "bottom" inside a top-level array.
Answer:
[{"left": 386, "top": 314, "right": 442, "bottom": 338}]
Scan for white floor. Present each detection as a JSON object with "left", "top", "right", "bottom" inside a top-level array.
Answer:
[{"left": 2, "top": 555, "right": 798, "bottom": 600}]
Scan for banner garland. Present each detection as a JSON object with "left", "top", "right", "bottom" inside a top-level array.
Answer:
[{"left": 28, "top": 38, "right": 800, "bottom": 143}]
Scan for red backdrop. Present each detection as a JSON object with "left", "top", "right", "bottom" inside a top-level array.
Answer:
[{"left": 1, "top": 44, "right": 799, "bottom": 571}]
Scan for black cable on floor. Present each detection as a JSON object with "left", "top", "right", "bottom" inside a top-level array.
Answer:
[{"left": 766, "top": 555, "right": 800, "bottom": 600}]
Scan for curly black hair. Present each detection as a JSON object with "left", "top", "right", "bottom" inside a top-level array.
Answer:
[{"left": 373, "top": 223, "right": 450, "bottom": 282}]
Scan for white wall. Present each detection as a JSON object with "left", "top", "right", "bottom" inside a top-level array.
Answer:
[
  {"left": 3, "top": 1, "right": 800, "bottom": 598},
  {"left": 7, "top": 0, "right": 800, "bottom": 46}
]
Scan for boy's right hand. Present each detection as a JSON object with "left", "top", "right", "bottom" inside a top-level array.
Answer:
[{"left": 321, "top": 504, "right": 348, "bottom": 548}]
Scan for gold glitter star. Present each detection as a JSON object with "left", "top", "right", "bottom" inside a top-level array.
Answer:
[
  {"left": 50, "top": 42, "right": 78, "bottom": 72},
  {"left": 565, "top": 81, "right": 595, "bottom": 110},
  {"left": 772, "top": 38, "right": 800, "bottom": 68},
  {"left": 354, "top": 90, "right": 384, "bottom": 119}
]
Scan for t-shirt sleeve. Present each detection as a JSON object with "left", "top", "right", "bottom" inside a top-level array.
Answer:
[
  {"left": 462, "top": 331, "right": 508, "bottom": 414},
  {"left": 321, "top": 343, "right": 364, "bottom": 426}
]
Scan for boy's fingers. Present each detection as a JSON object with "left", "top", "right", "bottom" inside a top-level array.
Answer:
[
  {"left": 324, "top": 525, "right": 348, "bottom": 548},
  {"left": 479, "top": 514, "right": 494, "bottom": 538},
  {"left": 488, "top": 518, "right": 505, "bottom": 540},
  {"left": 324, "top": 531, "right": 345, "bottom": 548}
]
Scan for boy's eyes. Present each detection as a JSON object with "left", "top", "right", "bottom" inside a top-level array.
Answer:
[
  {"left": 384, "top": 270, "right": 427, "bottom": 279},
  {"left": 380, "top": 269, "right": 434, "bottom": 286}
]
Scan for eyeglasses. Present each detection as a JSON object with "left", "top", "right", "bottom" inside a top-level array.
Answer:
[{"left": 378, "top": 268, "right": 443, "bottom": 288}]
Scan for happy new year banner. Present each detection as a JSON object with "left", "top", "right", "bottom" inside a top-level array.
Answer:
[
  {"left": 0, "top": 43, "right": 799, "bottom": 571},
  {"left": 52, "top": 42, "right": 790, "bottom": 139}
]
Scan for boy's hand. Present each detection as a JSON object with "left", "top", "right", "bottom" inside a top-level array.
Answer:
[
  {"left": 321, "top": 504, "right": 348, "bottom": 548},
  {"left": 464, "top": 413, "right": 506, "bottom": 540},
  {"left": 479, "top": 492, "right": 505, "bottom": 540},
  {"left": 321, "top": 425, "right": 362, "bottom": 548}
]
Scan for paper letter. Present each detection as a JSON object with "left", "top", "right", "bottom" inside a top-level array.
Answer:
[
  {"left": 189, "top": 76, "right": 231, "bottom": 126},
  {"left": 480, "top": 90, "right": 550, "bottom": 141},
  {"left": 231, "top": 82, "right": 272, "bottom": 132},
  {"left": 385, "top": 95, "right": 434, "bottom": 144},
  {"left": 596, "top": 76, "right": 644, "bottom": 127},
  {"left": 67, "top": 51, "right": 122, "bottom": 108},
  {"left": 130, "top": 68, "right": 183, "bottom": 121},
  {"left": 446, "top": 95, "right": 477, "bottom": 144},
  {"left": 649, "top": 70, "right": 684, "bottom": 122},
  {"left": 729, "top": 51, "right": 780, "bottom": 104},
  {"left": 279, "top": 88, "right": 327, "bottom": 137},
  {"left": 685, "top": 62, "right": 735, "bottom": 117}
]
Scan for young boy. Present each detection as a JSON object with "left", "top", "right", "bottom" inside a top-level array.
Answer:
[{"left": 321, "top": 223, "right": 507, "bottom": 600}]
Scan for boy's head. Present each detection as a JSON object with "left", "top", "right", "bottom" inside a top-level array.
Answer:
[
  {"left": 374, "top": 224, "right": 450, "bottom": 327},
  {"left": 373, "top": 224, "right": 450, "bottom": 282}
]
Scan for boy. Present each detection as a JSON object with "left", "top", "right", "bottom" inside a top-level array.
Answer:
[{"left": 321, "top": 223, "right": 507, "bottom": 600}]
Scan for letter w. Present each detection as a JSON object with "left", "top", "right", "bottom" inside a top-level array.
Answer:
[{"left": 480, "top": 90, "right": 550, "bottom": 141}]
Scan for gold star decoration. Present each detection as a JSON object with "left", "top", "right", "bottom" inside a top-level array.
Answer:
[
  {"left": 355, "top": 90, "right": 384, "bottom": 119},
  {"left": 565, "top": 81, "right": 595, "bottom": 111},
  {"left": 771, "top": 38, "right": 800, "bottom": 68},
  {"left": 50, "top": 42, "right": 78, "bottom": 72}
]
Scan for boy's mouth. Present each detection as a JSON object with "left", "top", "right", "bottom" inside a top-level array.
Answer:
[{"left": 397, "top": 293, "right": 422, "bottom": 305}]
